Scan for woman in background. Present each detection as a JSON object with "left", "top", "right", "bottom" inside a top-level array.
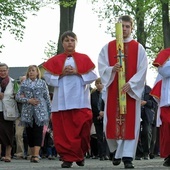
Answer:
[
  {"left": 15, "top": 65, "right": 51, "bottom": 163},
  {"left": 0, "top": 63, "right": 18, "bottom": 162}
]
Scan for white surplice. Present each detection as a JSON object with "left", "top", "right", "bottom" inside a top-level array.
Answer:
[
  {"left": 153, "top": 59, "right": 170, "bottom": 126},
  {"left": 43, "top": 57, "right": 98, "bottom": 112},
  {"left": 98, "top": 36, "right": 148, "bottom": 159}
]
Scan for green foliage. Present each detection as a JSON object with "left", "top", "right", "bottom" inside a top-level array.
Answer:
[
  {"left": 0, "top": 0, "right": 43, "bottom": 52},
  {"left": 59, "top": 0, "right": 77, "bottom": 7},
  {"left": 0, "top": 0, "right": 77, "bottom": 53},
  {"left": 91, "top": 0, "right": 168, "bottom": 60},
  {"left": 44, "top": 40, "right": 57, "bottom": 60}
]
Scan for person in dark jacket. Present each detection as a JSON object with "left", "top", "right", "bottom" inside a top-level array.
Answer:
[
  {"left": 91, "top": 78, "right": 109, "bottom": 161},
  {"left": 136, "top": 84, "right": 157, "bottom": 160}
]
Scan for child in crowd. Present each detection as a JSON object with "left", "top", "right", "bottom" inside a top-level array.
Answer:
[{"left": 45, "top": 121, "right": 57, "bottom": 160}]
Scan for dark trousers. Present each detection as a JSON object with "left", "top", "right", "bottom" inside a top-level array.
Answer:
[
  {"left": 136, "top": 120, "right": 152, "bottom": 157},
  {"left": 26, "top": 121, "right": 43, "bottom": 147},
  {"left": 90, "top": 134, "right": 98, "bottom": 156},
  {"left": 94, "top": 123, "right": 109, "bottom": 158},
  {"left": 141, "top": 120, "right": 152, "bottom": 154},
  {"left": 47, "top": 146, "right": 57, "bottom": 157},
  {"left": 150, "top": 125, "right": 157, "bottom": 155}
]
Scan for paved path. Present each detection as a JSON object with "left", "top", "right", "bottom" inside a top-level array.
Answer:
[{"left": 0, "top": 157, "right": 169, "bottom": 170}]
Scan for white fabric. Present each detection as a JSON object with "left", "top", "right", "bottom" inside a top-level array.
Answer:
[
  {"left": 0, "top": 78, "right": 15, "bottom": 112},
  {"left": 154, "top": 59, "right": 170, "bottom": 126},
  {"left": 98, "top": 36, "right": 148, "bottom": 158},
  {"left": 44, "top": 57, "right": 98, "bottom": 112}
]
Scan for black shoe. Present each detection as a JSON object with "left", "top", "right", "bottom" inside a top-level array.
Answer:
[
  {"left": 61, "top": 161, "right": 73, "bottom": 168},
  {"left": 124, "top": 162, "right": 135, "bottom": 169},
  {"left": 163, "top": 157, "right": 170, "bottom": 167},
  {"left": 112, "top": 158, "right": 121, "bottom": 166},
  {"left": 100, "top": 157, "right": 104, "bottom": 161},
  {"left": 109, "top": 152, "right": 114, "bottom": 161},
  {"left": 76, "top": 159, "right": 84, "bottom": 166},
  {"left": 149, "top": 153, "right": 155, "bottom": 159}
]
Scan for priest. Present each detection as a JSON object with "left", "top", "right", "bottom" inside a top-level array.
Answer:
[{"left": 98, "top": 15, "right": 148, "bottom": 169}]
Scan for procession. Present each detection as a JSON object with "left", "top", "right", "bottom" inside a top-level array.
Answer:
[{"left": 0, "top": 0, "right": 170, "bottom": 169}]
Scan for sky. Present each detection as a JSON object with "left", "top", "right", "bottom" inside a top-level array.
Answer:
[{"left": 0, "top": 0, "right": 156, "bottom": 87}]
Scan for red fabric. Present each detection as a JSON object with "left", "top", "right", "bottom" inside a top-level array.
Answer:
[
  {"left": 106, "top": 40, "right": 138, "bottom": 139},
  {"left": 160, "top": 107, "right": 170, "bottom": 158},
  {"left": 43, "top": 52, "right": 95, "bottom": 75},
  {"left": 52, "top": 109, "right": 92, "bottom": 162},
  {"left": 150, "top": 80, "right": 162, "bottom": 100},
  {"left": 153, "top": 48, "right": 170, "bottom": 67},
  {"left": 0, "top": 76, "right": 9, "bottom": 93}
]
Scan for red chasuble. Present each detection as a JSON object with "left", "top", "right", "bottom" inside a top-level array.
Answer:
[
  {"left": 106, "top": 40, "right": 138, "bottom": 140},
  {"left": 43, "top": 52, "right": 95, "bottom": 75}
]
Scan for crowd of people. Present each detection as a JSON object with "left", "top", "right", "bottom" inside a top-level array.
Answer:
[{"left": 0, "top": 15, "right": 169, "bottom": 169}]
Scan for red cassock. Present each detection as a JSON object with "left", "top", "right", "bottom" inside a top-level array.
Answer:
[{"left": 43, "top": 52, "right": 95, "bottom": 162}]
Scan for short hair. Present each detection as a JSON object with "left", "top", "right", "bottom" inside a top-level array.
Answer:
[
  {"left": 26, "top": 65, "right": 41, "bottom": 79},
  {"left": 95, "top": 78, "right": 102, "bottom": 84},
  {"left": 119, "top": 15, "right": 133, "bottom": 28},
  {"left": 0, "top": 63, "right": 9, "bottom": 69},
  {"left": 61, "top": 31, "right": 77, "bottom": 43}
]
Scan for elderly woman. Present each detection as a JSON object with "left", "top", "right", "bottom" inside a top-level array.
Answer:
[
  {"left": 0, "top": 63, "right": 18, "bottom": 162},
  {"left": 15, "top": 65, "right": 51, "bottom": 163}
]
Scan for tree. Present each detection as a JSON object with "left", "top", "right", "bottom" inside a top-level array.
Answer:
[
  {"left": 161, "top": 0, "right": 170, "bottom": 48},
  {"left": 0, "top": 0, "right": 42, "bottom": 52},
  {"left": 57, "top": 0, "right": 77, "bottom": 54},
  {"left": 91, "top": 0, "right": 170, "bottom": 59},
  {"left": 44, "top": 0, "right": 77, "bottom": 56},
  {"left": 0, "top": 0, "right": 77, "bottom": 56}
]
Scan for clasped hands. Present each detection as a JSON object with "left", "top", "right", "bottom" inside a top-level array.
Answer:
[
  {"left": 28, "top": 98, "right": 40, "bottom": 106},
  {"left": 62, "top": 65, "right": 77, "bottom": 76}
]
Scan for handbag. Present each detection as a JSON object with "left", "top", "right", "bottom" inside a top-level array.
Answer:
[{"left": 2, "top": 98, "right": 19, "bottom": 121}]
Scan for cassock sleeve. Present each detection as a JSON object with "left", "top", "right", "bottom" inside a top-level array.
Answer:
[
  {"left": 98, "top": 43, "right": 116, "bottom": 88},
  {"left": 43, "top": 71, "right": 59, "bottom": 87},
  {"left": 127, "top": 44, "right": 148, "bottom": 100},
  {"left": 158, "top": 60, "right": 170, "bottom": 78},
  {"left": 81, "top": 69, "right": 98, "bottom": 85}
]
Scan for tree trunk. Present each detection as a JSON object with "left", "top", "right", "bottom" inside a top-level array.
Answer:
[
  {"left": 136, "top": 0, "right": 146, "bottom": 49},
  {"left": 161, "top": 1, "right": 170, "bottom": 48},
  {"left": 57, "top": 0, "right": 77, "bottom": 54}
]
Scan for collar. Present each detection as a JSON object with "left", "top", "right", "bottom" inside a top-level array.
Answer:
[{"left": 124, "top": 36, "right": 133, "bottom": 43}]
